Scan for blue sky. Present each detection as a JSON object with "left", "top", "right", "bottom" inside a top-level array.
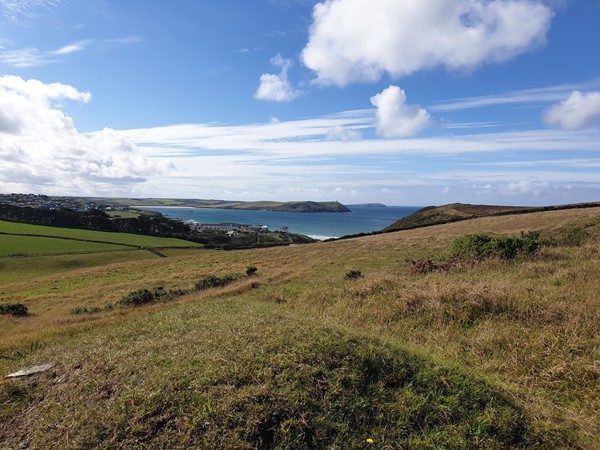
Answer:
[{"left": 0, "top": 0, "right": 599, "bottom": 206}]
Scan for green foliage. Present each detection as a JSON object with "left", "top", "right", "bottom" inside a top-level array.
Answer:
[
  {"left": 345, "top": 270, "right": 363, "bottom": 279},
  {"left": 0, "top": 303, "right": 28, "bottom": 317},
  {"left": 70, "top": 304, "right": 113, "bottom": 315},
  {"left": 246, "top": 265, "right": 258, "bottom": 276},
  {"left": 452, "top": 232, "right": 540, "bottom": 260},
  {"left": 117, "top": 289, "right": 155, "bottom": 306},
  {"left": 115, "top": 286, "right": 189, "bottom": 309},
  {"left": 194, "top": 274, "right": 239, "bottom": 291},
  {"left": 547, "top": 227, "right": 588, "bottom": 247}
]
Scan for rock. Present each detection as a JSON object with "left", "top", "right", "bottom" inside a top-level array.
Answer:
[{"left": 6, "top": 363, "right": 54, "bottom": 378}]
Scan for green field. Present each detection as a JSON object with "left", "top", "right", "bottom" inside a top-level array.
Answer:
[
  {"left": 0, "top": 220, "right": 203, "bottom": 248},
  {"left": 0, "top": 220, "right": 203, "bottom": 282},
  {"left": 0, "top": 235, "right": 131, "bottom": 257}
]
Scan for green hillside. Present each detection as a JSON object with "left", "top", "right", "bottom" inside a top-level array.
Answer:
[
  {"left": 2, "top": 206, "right": 600, "bottom": 448},
  {"left": 0, "top": 220, "right": 203, "bottom": 248},
  {"left": 383, "top": 201, "right": 600, "bottom": 232}
]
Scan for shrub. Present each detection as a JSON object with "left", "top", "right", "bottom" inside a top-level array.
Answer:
[
  {"left": 195, "top": 274, "right": 239, "bottom": 291},
  {"left": 452, "top": 232, "right": 540, "bottom": 260},
  {"left": 246, "top": 266, "right": 258, "bottom": 277},
  {"left": 70, "top": 304, "right": 113, "bottom": 315},
  {"left": 345, "top": 270, "right": 362, "bottom": 279},
  {"left": 0, "top": 303, "right": 28, "bottom": 317},
  {"left": 117, "top": 289, "right": 155, "bottom": 306}
]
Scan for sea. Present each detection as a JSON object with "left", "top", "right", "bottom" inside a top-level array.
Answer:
[{"left": 140, "top": 206, "right": 422, "bottom": 240}]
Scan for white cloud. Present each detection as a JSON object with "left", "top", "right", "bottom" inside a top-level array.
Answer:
[
  {"left": 0, "top": 0, "right": 63, "bottom": 24},
  {"left": 370, "top": 86, "right": 430, "bottom": 138},
  {"left": 50, "top": 39, "right": 94, "bottom": 56},
  {"left": 255, "top": 54, "right": 301, "bottom": 102},
  {"left": 326, "top": 125, "right": 361, "bottom": 141},
  {"left": 543, "top": 91, "right": 600, "bottom": 130},
  {"left": 0, "top": 75, "right": 91, "bottom": 105},
  {"left": 0, "top": 76, "right": 164, "bottom": 195},
  {"left": 302, "top": 0, "right": 553, "bottom": 86},
  {"left": 0, "top": 47, "right": 56, "bottom": 67},
  {"left": 433, "top": 79, "right": 600, "bottom": 112}
]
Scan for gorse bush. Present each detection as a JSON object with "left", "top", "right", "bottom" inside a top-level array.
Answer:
[
  {"left": 195, "top": 274, "right": 239, "bottom": 291},
  {"left": 117, "top": 289, "right": 155, "bottom": 306},
  {"left": 70, "top": 305, "right": 113, "bottom": 315},
  {"left": 0, "top": 303, "right": 28, "bottom": 317},
  {"left": 117, "top": 286, "right": 190, "bottom": 307},
  {"left": 452, "top": 232, "right": 541, "bottom": 260}
]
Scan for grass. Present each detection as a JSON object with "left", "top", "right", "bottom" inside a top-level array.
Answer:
[
  {"left": 0, "top": 297, "right": 558, "bottom": 449},
  {"left": 0, "top": 235, "right": 131, "bottom": 256},
  {"left": 0, "top": 250, "right": 161, "bottom": 284},
  {"left": 1, "top": 206, "right": 600, "bottom": 447},
  {"left": 0, "top": 220, "right": 203, "bottom": 248}
]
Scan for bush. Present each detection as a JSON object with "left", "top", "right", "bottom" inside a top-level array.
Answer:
[
  {"left": 345, "top": 270, "right": 362, "bottom": 279},
  {"left": 70, "top": 304, "right": 113, "bottom": 315},
  {"left": 246, "top": 266, "right": 258, "bottom": 277},
  {"left": 0, "top": 303, "right": 28, "bottom": 317},
  {"left": 195, "top": 274, "right": 239, "bottom": 291},
  {"left": 452, "top": 232, "right": 540, "bottom": 260},
  {"left": 117, "top": 289, "right": 155, "bottom": 306}
]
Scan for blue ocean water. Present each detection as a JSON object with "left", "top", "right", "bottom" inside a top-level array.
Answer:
[{"left": 142, "top": 206, "right": 421, "bottom": 239}]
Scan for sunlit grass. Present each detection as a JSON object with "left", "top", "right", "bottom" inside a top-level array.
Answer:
[{"left": 1, "top": 207, "right": 599, "bottom": 447}]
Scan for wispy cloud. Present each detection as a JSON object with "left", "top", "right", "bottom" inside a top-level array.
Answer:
[
  {"left": 50, "top": 39, "right": 94, "bottom": 55},
  {"left": 0, "top": 47, "right": 59, "bottom": 67},
  {"left": 432, "top": 80, "right": 600, "bottom": 112},
  {"left": 0, "top": 36, "right": 142, "bottom": 67},
  {"left": 105, "top": 36, "right": 143, "bottom": 45},
  {"left": 0, "top": 0, "right": 64, "bottom": 24}
]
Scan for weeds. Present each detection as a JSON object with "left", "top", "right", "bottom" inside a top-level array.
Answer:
[{"left": 345, "top": 270, "right": 363, "bottom": 279}]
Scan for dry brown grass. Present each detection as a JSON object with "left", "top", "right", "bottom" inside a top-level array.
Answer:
[{"left": 1, "top": 206, "right": 600, "bottom": 446}]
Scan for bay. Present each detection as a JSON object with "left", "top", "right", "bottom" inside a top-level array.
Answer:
[{"left": 140, "top": 206, "right": 421, "bottom": 239}]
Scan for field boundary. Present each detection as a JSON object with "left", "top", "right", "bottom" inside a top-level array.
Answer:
[{"left": 0, "top": 232, "right": 200, "bottom": 257}]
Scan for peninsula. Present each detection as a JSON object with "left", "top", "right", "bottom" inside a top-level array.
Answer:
[{"left": 84, "top": 197, "right": 352, "bottom": 213}]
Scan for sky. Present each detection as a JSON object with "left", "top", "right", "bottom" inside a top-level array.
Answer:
[{"left": 0, "top": 0, "right": 599, "bottom": 206}]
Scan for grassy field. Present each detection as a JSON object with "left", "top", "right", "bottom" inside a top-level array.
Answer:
[
  {"left": 0, "top": 220, "right": 203, "bottom": 248},
  {"left": 0, "top": 220, "right": 204, "bottom": 283},
  {"left": 1, "top": 207, "right": 600, "bottom": 448},
  {"left": 0, "top": 235, "right": 131, "bottom": 257}
]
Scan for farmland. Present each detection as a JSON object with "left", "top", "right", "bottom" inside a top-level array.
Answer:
[{"left": 1, "top": 206, "right": 600, "bottom": 448}]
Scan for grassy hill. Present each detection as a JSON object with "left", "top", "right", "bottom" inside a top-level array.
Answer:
[
  {"left": 2, "top": 206, "right": 600, "bottom": 448},
  {"left": 384, "top": 201, "right": 600, "bottom": 232}
]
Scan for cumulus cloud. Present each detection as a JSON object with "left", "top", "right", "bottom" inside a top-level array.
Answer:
[
  {"left": 0, "top": 75, "right": 164, "bottom": 195},
  {"left": 302, "top": 0, "right": 554, "bottom": 86},
  {"left": 370, "top": 86, "right": 430, "bottom": 138},
  {"left": 543, "top": 91, "right": 600, "bottom": 130},
  {"left": 255, "top": 54, "right": 301, "bottom": 102}
]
